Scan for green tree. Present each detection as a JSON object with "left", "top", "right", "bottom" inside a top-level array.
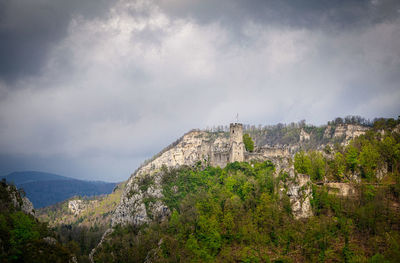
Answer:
[
  {"left": 334, "top": 152, "right": 346, "bottom": 180},
  {"left": 243, "top": 134, "right": 255, "bottom": 152},
  {"left": 346, "top": 145, "right": 359, "bottom": 173},
  {"left": 309, "top": 151, "right": 326, "bottom": 181},
  {"left": 294, "top": 151, "right": 311, "bottom": 175},
  {"left": 358, "top": 143, "right": 380, "bottom": 180}
]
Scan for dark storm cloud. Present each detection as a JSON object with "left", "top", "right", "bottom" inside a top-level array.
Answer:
[
  {"left": 159, "top": 0, "right": 397, "bottom": 26},
  {"left": 0, "top": 0, "right": 113, "bottom": 83},
  {"left": 2, "top": 0, "right": 398, "bottom": 83}
]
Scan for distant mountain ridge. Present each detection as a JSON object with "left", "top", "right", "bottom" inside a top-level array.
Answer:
[
  {"left": 1, "top": 171, "right": 117, "bottom": 208},
  {"left": 1, "top": 171, "right": 73, "bottom": 184}
]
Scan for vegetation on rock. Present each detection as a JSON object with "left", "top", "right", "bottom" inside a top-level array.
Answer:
[
  {"left": 91, "top": 117, "right": 400, "bottom": 263},
  {"left": 294, "top": 118, "right": 400, "bottom": 183},
  {"left": 94, "top": 161, "right": 400, "bottom": 262},
  {"left": 243, "top": 133, "right": 255, "bottom": 152}
]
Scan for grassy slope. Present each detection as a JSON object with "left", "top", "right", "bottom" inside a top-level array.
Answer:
[{"left": 37, "top": 182, "right": 125, "bottom": 263}]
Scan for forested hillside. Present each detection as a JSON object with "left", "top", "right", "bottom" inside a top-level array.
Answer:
[{"left": 91, "top": 117, "right": 400, "bottom": 262}]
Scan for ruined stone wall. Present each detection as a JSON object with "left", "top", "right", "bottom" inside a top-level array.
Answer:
[{"left": 210, "top": 152, "right": 230, "bottom": 168}]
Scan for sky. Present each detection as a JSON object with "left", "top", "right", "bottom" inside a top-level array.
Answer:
[{"left": 0, "top": 0, "right": 399, "bottom": 182}]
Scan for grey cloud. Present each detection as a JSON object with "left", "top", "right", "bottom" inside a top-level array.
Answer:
[
  {"left": 0, "top": 0, "right": 399, "bottom": 181},
  {"left": 158, "top": 0, "right": 400, "bottom": 29},
  {"left": 0, "top": 0, "right": 114, "bottom": 83}
]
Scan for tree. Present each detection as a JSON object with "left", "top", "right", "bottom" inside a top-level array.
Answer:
[
  {"left": 346, "top": 145, "right": 359, "bottom": 173},
  {"left": 309, "top": 151, "right": 326, "bottom": 181},
  {"left": 243, "top": 134, "right": 254, "bottom": 152},
  {"left": 334, "top": 152, "right": 346, "bottom": 180},
  {"left": 358, "top": 143, "right": 380, "bottom": 180},
  {"left": 294, "top": 151, "right": 311, "bottom": 175}
]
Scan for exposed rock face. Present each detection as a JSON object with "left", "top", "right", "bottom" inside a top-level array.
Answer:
[
  {"left": 285, "top": 174, "right": 313, "bottom": 219},
  {"left": 113, "top": 126, "right": 313, "bottom": 226},
  {"left": 21, "top": 197, "right": 35, "bottom": 216},
  {"left": 7, "top": 185, "right": 35, "bottom": 216},
  {"left": 113, "top": 123, "right": 371, "bottom": 226},
  {"left": 112, "top": 171, "right": 169, "bottom": 226},
  {"left": 68, "top": 200, "right": 84, "bottom": 215},
  {"left": 300, "top": 129, "right": 310, "bottom": 141},
  {"left": 113, "top": 130, "right": 233, "bottom": 226},
  {"left": 68, "top": 199, "right": 99, "bottom": 215},
  {"left": 134, "top": 130, "right": 229, "bottom": 176},
  {"left": 324, "top": 125, "right": 334, "bottom": 139},
  {"left": 333, "top": 124, "right": 368, "bottom": 143}
]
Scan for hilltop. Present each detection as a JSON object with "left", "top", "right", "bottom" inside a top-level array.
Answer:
[{"left": 90, "top": 117, "right": 400, "bottom": 262}]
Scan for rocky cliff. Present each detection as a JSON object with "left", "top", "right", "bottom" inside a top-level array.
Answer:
[
  {"left": 112, "top": 130, "right": 230, "bottom": 226},
  {"left": 3, "top": 183, "right": 35, "bottom": 216},
  {"left": 112, "top": 124, "right": 370, "bottom": 226}
]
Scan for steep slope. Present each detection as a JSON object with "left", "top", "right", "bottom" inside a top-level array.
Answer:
[
  {"left": 0, "top": 179, "right": 75, "bottom": 262},
  {"left": 1, "top": 171, "right": 117, "bottom": 208},
  {"left": 112, "top": 130, "right": 230, "bottom": 226}
]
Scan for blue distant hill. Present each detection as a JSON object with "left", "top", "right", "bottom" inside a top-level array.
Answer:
[{"left": 1, "top": 171, "right": 117, "bottom": 208}]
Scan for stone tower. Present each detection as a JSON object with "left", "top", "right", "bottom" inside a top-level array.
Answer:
[{"left": 229, "top": 123, "right": 245, "bottom": 162}]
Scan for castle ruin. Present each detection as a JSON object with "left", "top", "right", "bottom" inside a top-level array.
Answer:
[{"left": 229, "top": 123, "right": 245, "bottom": 162}]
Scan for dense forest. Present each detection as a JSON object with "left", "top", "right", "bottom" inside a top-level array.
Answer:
[{"left": 93, "top": 118, "right": 400, "bottom": 262}]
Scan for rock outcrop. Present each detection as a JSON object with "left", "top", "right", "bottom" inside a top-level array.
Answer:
[
  {"left": 284, "top": 173, "right": 313, "bottom": 219},
  {"left": 68, "top": 199, "right": 99, "bottom": 215},
  {"left": 112, "top": 171, "right": 169, "bottom": 226},
  {"left": 21, "top": 196, "right": 35, "bottom": 216},
  {"left": 332, "top": 124, "right": 368, "bottom": 143},
  {"left": 6, "top": 185, "right": 35, "bottom": 216},
  {"left": 112, "top": 130, "right": 222, "bottom": 226},
  {"left": 112, "top": 123, "right": 371, "bottom": 226},
  {"left": 300, "top": 129, "right": 310, "bottom": 141}
]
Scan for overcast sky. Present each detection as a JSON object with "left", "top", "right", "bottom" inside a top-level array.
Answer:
[{"left": 0, "top": 0, "right": 399, "bottom": 182}]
